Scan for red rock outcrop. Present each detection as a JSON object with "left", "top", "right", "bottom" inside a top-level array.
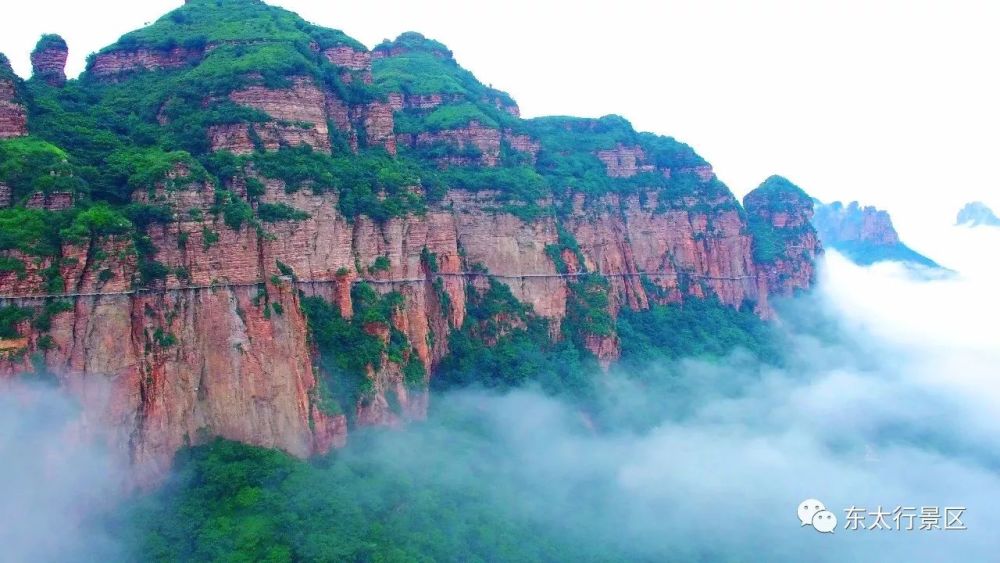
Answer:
[
  {"left": 201, "top": 77, "right": 397, "bottom": 156},
  {"left": 397, "top": 121, "right": 501, "bottom": 166},
  {"left": 0, "top": 58, "right": 27, "bottom": 139},
  {"left": 355, "top": 101, "right": 397, "bottom": 155},
  {"left": 323, "top": 46, "right": 373, "bottom": 84},
  {"left": 386, "top": 93, "right": 466, "bottom": 112},
  {"left": 31, "top": 35, "right": 68, "bottom": 86},
  {"left": 90, "top": 47, "right": 203, "bottom": 78},
  {"left": 744, "top": 176, "right": 822, "bottom": 309},
  {"left": 25, "top": 191, "right": 74, "bottom": 210},
  {"left": 323, "top": 46, "right": 370, "bottom": 70},
  {"left": 584, "top": 333, "right": 621, "bottom": 368},
  {"left": 597, "top": 144, "right": 655, "bottom": 177},
  {"left": 503, "top": 130, "right": 541, "bottom": 163},
  {"left": 225, "top": 77, "right": 331, "bottom": 153}
]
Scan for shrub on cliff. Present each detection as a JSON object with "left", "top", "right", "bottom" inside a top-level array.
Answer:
[
  {"left": 434, "top": 279, "right": 596, "bottom": 400},
  {"left": 0, "top": 208, "right": 67, "bottom": 257},
  {"left": 60, "top": 204, "right": 132, "bottom": 243},
  {"left": 0, "top": 137, "right": 86, "bottom": 203}
]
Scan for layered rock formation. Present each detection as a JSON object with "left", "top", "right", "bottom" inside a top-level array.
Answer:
[
  {"left": 397, "top": 121, "right": 501, "bottom": 166},
  {"left": 30, "top": 34, "right": 68, "bottom": 86},
  {"left": 813, "top": 200, "right": 939, "bottom": 267},
  {"left": 0, "top": 55, "right": 27, "bottom": 138},
  {"left": 90, "top": 46, "right": 205, "bottom": 78}
]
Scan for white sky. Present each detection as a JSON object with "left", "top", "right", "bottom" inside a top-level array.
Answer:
[{"left": 2, "top": 0, "right": 999, "bottom": 251}]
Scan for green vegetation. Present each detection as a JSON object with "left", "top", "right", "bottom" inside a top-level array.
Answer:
[
  {"left": 617, "top": 298, "right": 780, "bottom": 366},
  {"left": 117, "top": 436, "right": 621, "bottom": 563},
  {"left": 395, "top": 102, "right": 499, "bottom": 134},
  {"left": 32, "top": 34, "right": 67, "bottom": 55},
  {"left": 302, "top": 284, "right": 422, "bottom": 419},
  {"left": 0, "top": 137, "right": 85, "bottom": 203},
  {"left": 565, "top": 274, "right": 614, "bottom": 338},
  {"left": 106, "top": 0, "right": 365, "bottom": 52},
  {"left": 256, "top": 202, "right": 310, "bottom": 222},
  {"left": 0, "top": 257, "right": 26, "bottom": 279},
  {"left": 744, "top": 176, "right": 814, "bottom": 263},
  {"left": 546, "top": 225, "right": 586, "bottom": 274},
  {"left": 434, "top": 279, "right": 597, "bottom": 400},
  {"left": 0, "top": 208, "right": 67, "bottom": 256},
  {"left": 367, "top": 255, "right": 390, "bottom": 274},
  {"left": 29, "top": 300, "right": 73, "bottom": 332},
  {"left": 0, "top": 305, "right": 32, "bottom": 339},
  {"left": 251, "top": 146, "right": 427, "bottom": 220},
  {"left": 60, "top": 204, "right": 132, "bottom": 243},
  {"left": 747, "top": 216, "right": 784, "bottom": 263}
]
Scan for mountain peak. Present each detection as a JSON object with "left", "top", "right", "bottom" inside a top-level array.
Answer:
[
  {"left": 956, "top": 201, "right": 1000, "bottom": 227},
  {"left": 813, "top": 200, "right": 940, "bottom": 268},
  {"left": 374, "top": 32, "right": 453, "bottom": 60},
  {"left": 31, "top": 34, "right": 68, "bottom": 86}
]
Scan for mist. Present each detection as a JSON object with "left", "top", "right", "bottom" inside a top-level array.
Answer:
[
  {"left": 0, "top": 382, "right": 125, "bottom": 563},
  {"left": 329, "top": 243, "right": 1000, "bottom": 561},
  {"left": 2, "top": 228, "right": 999, "bottom": 562}
]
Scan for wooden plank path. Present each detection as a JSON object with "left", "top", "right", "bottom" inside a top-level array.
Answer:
[{"left": 0, "top": 271, "right": 755, "bottom": 301}]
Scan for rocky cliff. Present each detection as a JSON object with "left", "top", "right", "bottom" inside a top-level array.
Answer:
[
  {"left": 0, "top": 0, "right": 822, "bottom": 484},
  {"left": 743, "top": 176, "right": 822, "bottom": 311},
  {"left": 0, "top": 55, "right": 27, "bottom": 138},
  {"left": 31, "top": 34, "right": 68, "bottom": 87},
  {"left": 813, "top": 200, "right": 938, "bottom": 267}
]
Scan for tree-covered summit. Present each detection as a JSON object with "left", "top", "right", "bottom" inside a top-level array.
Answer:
[{"left": 99, "top": 0, "right": 366, "bottom": 55}]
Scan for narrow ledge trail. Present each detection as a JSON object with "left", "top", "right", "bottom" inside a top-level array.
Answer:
[{"left": 0, "top": 270, "right": 755, "bottom": 301}]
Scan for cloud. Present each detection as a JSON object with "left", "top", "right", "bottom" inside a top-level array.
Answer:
[
  {"left": 0, "top": 382, "right": 126, "bottom": 563},
  {"left": 355, "top": 240, "right": 1000, "bottom": 561}
]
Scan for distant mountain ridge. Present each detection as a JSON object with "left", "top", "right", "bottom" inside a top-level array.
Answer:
[
  {"left": 812, "top": 200, "right": 939, "bottom": 268},
  {"left": 956, "top": 201, "right": 1000, "bottom": 227}
]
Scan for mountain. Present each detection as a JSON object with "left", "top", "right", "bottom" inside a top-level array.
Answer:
[
  {"left": 956, "top": 201, "right": 1000, "bottom": 227},
  {"left": 812, "top": 200, "right": 939, "bottom": 268},
  {"left": 0, "top": 0, "right": 820, "bottom": 483}
]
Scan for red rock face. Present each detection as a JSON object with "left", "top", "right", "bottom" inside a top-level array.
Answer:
[
  {"left": 597, "top": 145, "right": 653, "bottom": 178},
  {"left": 207, "top": 123, "right": 256, "bottom": 155},
  {"left": 0, "top": 75, "right": 27, "bottom": 139},
  {"left": 386, "top": 93, "right": 465, "bottom": 112},
  {"left": 226, "top": 77, "right": 332, "bottom": 153},
  {"left": 584, "top": 333, "right": 621, "bottom": 368},
  {"left": 397, "top": 121, "right": 501, "bottom": 167},
  {"left": 323, "top": 46, "right": 373, "bottom": 84},
  {"left": 31, "top": 44, "right": 68, "bottom": 86},
  {"left": 324, "top": 46, "right": 371, "bottom": 71},
  {"left": 356, "top": 101, "right": 397, "bottom": 155},
  {"left": 90, "top": 47, "right": 203, "bottom": 78},
  {"left": 503, "top": 131, "right": 541, "bottom": 164},
  {"left": 0, "top": 168, "right": 816, "bottom": 482},
  {"left": 25, "top": 191, "right": 74, "bottom": 211},
  {"left": 744, "top": 184, "right": 822, "bottom": 309}
]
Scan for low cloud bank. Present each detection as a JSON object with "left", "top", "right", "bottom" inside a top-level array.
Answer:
[
  {"left": 0, "top": 383, "right": 125, "bottom": 562},
  {"left": 375, "top": 247, "right": 1000, "bottom": 561}
]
